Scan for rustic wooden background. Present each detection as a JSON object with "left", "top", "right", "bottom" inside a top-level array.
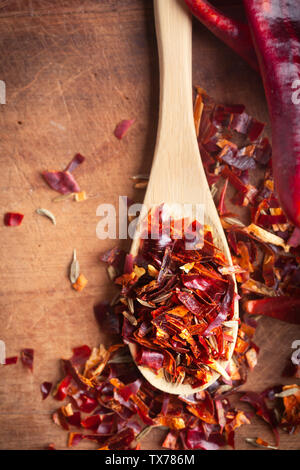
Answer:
[{"left": 0, "top": 0, "right": 299, "bottom": 450}]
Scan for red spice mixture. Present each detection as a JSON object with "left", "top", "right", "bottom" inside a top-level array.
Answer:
[
  {"left": 45, "top": 89, "right": 300, "bottom": 449},
  {"left": 116, "top": 210, "right": 237, "bottom": 388}
]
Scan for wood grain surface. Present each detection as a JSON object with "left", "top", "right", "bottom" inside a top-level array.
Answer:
[{"left": 0, "top": 0, "right": 299, "bottom": 450}]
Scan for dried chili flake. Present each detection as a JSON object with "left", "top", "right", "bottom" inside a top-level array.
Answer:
[
  {"left": 20, "top": 348, "right": 34, "bottom": 371},
  {"left": 94, "top": 302, "right": 121, "bottom": 336},
  {"left": 288, "top": 227, "right": 300, "bottom": 247},
  {"left": 114, "top": 119, "right": 135, "bottom": 139},
  {"left": 282, "top": 360, "right": 300, "bottom": 379},
  {"left": 70, "top": 345, "right": 92, "bottom": 366},
  {"left": 40, "top": 381, "right": 53, "bottom": 400},
  {"left": 240, "top": 391, "right": 280, "bottom": 446},
  {"left": 46, "top": 443, "right": 56, "bottom": 450},
  {"left": 64, "top": 153, "right": 85, "bottom": 173},
  {"left": 244, "top": 297, "right": 300, "bottom": 324},
  {"left": 280, "top": 385, "right": 300, "bottom": 433},
  {"left": 53, "top": 375, "right": 72, "bottom": 401},
  {"left": 4, "top": 212, "right": 24, "bottom": 226},
  {"left": 72, "top": 273, "right": 88, "bottom": 292},
  {"left": 74, "top": 190, "right": 87, "bottom": 202},
  {"left": 68, "top": 432, "right": 84, "bottom": 447},
  {"left": 4, "top": 356, "right": 18, "bottom": 365},
  {"left": 42, "top": 171, "right": 80, "bottom": 195},
  {"left": 42, "top": 153, "right": 84, "bottom": 194}
]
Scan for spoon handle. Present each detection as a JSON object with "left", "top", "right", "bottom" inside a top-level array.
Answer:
[
  {"left": 145, "top": 0, "right": 207, "bottom": 208},
  {"left": 154, "top": 0, "right": 195, "bottom": 147}
]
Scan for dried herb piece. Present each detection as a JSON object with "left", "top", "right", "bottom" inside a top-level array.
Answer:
[
  {"left": 36, "top": 208, "right": 56, "bottom": 225},
  {"left": 131, "top": 174, "right": 149, "bottom": 181},
  {"left": 20, "top": 348, "right": 34, "bottom": 371},
  {"left": 70, "top": 249, "right": 80, "bottom": 284},
  {"left": 245, "top": 437, "right": 278, "bottom": 450},
  {"left": 4, "top": 212, "right": 24, "bottom": 226},
  {"left": 52, "top": 193, "right": 75, "bottom": 203}
]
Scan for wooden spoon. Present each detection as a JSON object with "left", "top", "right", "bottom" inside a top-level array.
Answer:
[{"left": 129, "top": 0, "right": 238, "bottom": 394}]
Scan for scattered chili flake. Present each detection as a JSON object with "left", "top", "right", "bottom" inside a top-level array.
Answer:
[
  {"left": 4, "top": 212, "right": 24, "bottom": 226},
  {"left": 244, "top": 297, "right": 300, "bottom": 325},
  {"left": 114, "top": 119, "right": 135, "bottom": 139},
  {"left": 20, "top": 348, "right": 34, "bottom": 371},
  {"left": 72, "top": 273, "right": 88, "bottom": 292},
  {"left": 42, "top": 171, "right": 80, "bottom": 195},
  {"left": 42, "top": 153, "right": 85, "bottom": 194},
  {"left": 46, "top": 335, "right": 253, "bottom": 450},
  {"left": 53, "top": 375, "right": 72, "bottom": 401},
  {"left": 46, "top": 443, "right": 56, "bottom": 450},
  {"left": 133, "top": 181, "right": 148, "bottom": 190},
  {"left": 93, "top": 302, "right": 121, "bottom": 336},
  {"left": 64, "top": 153, "right": 85, "bottom": 173},
  {"left": 280, "top": 385, "right": 300, "bottom": 433},
  {"left": 74, "top": 190, "right": 87, "bottom": 202},
  {"left": 4, "top": 356, "right": 18, "bottom": 365},
  {"left": 282, "top": 359, "right": 300, "bottom": 379},
  {"left": 40, "top": 381, "right": 53, "bottom": 400},
  {"left": 240, "top": 391, "right": 280, "bottom": 446}
]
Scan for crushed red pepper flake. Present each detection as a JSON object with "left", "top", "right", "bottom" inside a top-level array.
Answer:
[
  {"left": 4, "top": 212, "right": 24, "bottom": 226},
  {"left": 42, "top": 153, "right": 85, "bottom": 194},
  {"left": 42, "top": 171, "right": 80, "bottom": 195},
  {"left": 114, "top": 119, "right": 135, "bottom": 139},
  {"left": 40, "top": 381, "right": 53, "bottom": 400},
  {"left": 72, "top": 273, "right": 88, "bottom": 292},
  {"left": 4, "top": 356, "right": 18, "bottom": 365},
  {"left": 20, "top": 348, "right": 34, "bottom": 371}
]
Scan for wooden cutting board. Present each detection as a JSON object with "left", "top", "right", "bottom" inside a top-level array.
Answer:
[{"left": 0, "top": 0, "right": 299, "bottom": 450}]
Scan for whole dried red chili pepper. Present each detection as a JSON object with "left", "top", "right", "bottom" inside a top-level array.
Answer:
[
  {"left": 184, "top": 0, "right": 258, "bottom": 70},
  {"left": 243, "top": 0, "right": 300, "bottom": 227}
]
